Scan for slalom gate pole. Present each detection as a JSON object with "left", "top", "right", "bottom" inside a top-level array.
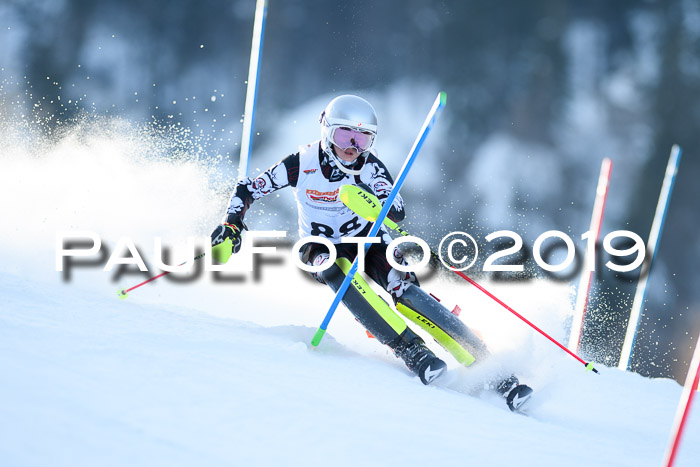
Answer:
[
  {"left": 618, "top": 145, "right": 682, "bottom": 371},
  {"left": 117, "top": 253, "right": 206, "bottom": 299},
  {"left": 338, "top": 185, "right": 599, "bottom": 373},
  {"left": 567, "top": 158, "right": 612, "bottom": 353},
  {"left": 238, "top": 0, "right": 268, "bottom": 180},
  {"left": 120, "top": 2, "right": 268, "bottom": 299},
  {"left": 310, "top": 91, "right": 447, "bottom": 347},
  {"left": 662, "top": 330, "right": 700, "bottom": 467}
]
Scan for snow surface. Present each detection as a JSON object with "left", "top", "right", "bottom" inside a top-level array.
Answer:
[{"left": 1, "top": 119, "right": 699, "bottom": 466}]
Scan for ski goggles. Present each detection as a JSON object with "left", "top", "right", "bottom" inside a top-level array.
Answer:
[{"left": 331, "top": 126, "right": 375, "bottom": 152}]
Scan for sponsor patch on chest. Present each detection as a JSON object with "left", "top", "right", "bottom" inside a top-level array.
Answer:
[{"left": 306, "top": 188, "right": 339, "bottom": 203}]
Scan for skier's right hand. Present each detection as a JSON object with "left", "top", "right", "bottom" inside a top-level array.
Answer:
[
  {"left": 353, "top": 182, "right": 405, "bottom": 223},
  {"left": 210, "top": 221, "right": 244, "bottom": 264}
]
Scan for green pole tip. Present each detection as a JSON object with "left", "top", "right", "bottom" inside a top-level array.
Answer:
[
  {"left": 439, "top": 91, "right": 447, "bottom": 105},
  {"left": 118, "top": 289, "right": 128, "bottom": 299},
  {"left": 311, "top": 328, "right": 326, "bottom": 347},
  {"left": 585, "top": 362, "right": 599, "bottom": 373}
]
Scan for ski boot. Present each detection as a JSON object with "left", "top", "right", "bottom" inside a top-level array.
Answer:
[
  {"left": 495, "top": 375, "right": 533, "bottom": 412},
  {"left": 390, "top": 329, "right": 447, "bottom": 385}
]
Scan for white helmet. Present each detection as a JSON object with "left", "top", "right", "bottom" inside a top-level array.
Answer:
[{"left": 319, "top": 95, "right": 377, "bottom": 175}]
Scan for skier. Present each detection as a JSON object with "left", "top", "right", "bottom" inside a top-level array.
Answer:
[{"left": 211, "top": 94, "right": 532, "bottom": 411}]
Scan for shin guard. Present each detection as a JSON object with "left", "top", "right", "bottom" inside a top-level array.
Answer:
[
  {"left": 320, "top": 258, "right": 407, "bottom": 344},
  {"left": 395, "top": 285, "right": 490, "bottom": 366}
]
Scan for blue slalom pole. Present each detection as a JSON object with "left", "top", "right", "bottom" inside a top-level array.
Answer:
[
  {"left": 238, "top": 0, "right": 268, "bottom": 179},
  {"left": 311, "top": 91, "right": 447, "bottom": 347},
  {"left": 618, "top": 144, "right": 683, "bottom": 370}
]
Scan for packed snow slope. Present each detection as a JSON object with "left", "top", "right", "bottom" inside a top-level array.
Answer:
[{"left": 1, "top": 118, "right": 699, "bottom": 466}]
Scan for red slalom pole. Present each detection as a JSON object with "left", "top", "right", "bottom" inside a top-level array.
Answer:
[
  {"left": 662, "top": 331, "right": 700, "bottom": 466},
  {"left": 117, "top": 252, "right": 206, "bottom": 299},
  {"left": 450, "top": 268, "right": 598, "bottom": 373},
  {"left": 569, "top": 157, "right": 612, "bottom": 353}
]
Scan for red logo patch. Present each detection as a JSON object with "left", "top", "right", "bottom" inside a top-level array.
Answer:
[
  {"left": 303, "top": 169, "right": 317, "bottom": 174},
  {"left": 306, "top": 189, "right": 339, "bottom": 203},
  {"left": 253, "top": 177, "right": 266, "bottom": 190}
]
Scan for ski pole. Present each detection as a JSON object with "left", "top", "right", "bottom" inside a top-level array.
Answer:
[
  {"left": 311, "top": 91, "right": 447, "bottom": 347},
  {"left": 117, "top": 252, "right": 206, "bottom": 299},
  {"left": 339, "top": 185, "right": 599, "bottom": 373}
]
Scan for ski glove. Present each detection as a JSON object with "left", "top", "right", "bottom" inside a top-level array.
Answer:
[
  {"left": 210, "top": 222, "right": 244, "bottom": 264},
  {"left": 354, "top": 183, "right": 405, "bottom": 223}
]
